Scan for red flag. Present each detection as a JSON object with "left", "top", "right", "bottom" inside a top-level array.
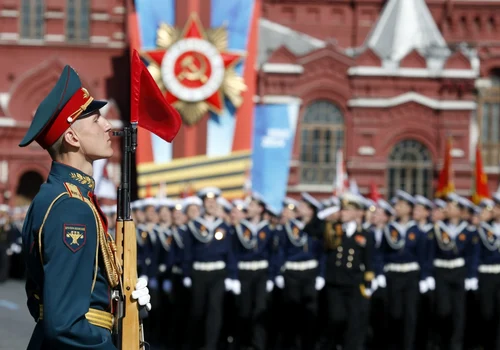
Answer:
[
  {"left": 368, "top": 180, "right": 381, "bottom": 201},
  {"left": 472, "top": 143, "right": 491, "bottom": 204},
  {"left": 435, "top": 136, "right": 455, "bottom": 198},
  {"left": 130, "top": 49, "right": 182, "bottom": 142}
]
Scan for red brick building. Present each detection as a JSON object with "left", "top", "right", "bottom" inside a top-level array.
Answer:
[
  {"left": 2, "top": 0, "right": 500, "bottom": 205},
  {"left": 259, "top": 0, "right": 500, "bottom": 199},
  {"left": 0, "top": 0, "right": 128, "bottom": 205}
]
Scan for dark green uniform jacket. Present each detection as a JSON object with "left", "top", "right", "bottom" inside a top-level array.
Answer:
[{"left": 22, "top": 161, "right": 117, "bottom": 350}]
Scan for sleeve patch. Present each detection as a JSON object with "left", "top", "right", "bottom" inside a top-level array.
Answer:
[{"left": 64, "top": 224, "right": 87, "bottom": 252}]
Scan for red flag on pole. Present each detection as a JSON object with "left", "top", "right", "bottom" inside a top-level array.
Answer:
[
  {"left": 130, "top": 49, "right": 182, "bottom": 143},
  {"left": 435, "top": 136, "right": 455, "bottom": 198},
  {"left": 472, "top": 143, "right": 491, "bottom": 204},
  {"left": 368, "top": 180, "right": 382, "bottom": 201}
]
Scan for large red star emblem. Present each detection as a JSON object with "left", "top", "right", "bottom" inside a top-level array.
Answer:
[{"left": 142, "top": 13, "right": 246, "bottom": 125}]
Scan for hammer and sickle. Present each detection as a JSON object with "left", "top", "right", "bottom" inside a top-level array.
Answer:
[{"left": 177, "top": 53, "right": 208, "bottom": 83}]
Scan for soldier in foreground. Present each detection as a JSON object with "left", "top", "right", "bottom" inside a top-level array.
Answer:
[{"left": 19, "top": 65, "right": 151, "bottom": 349}]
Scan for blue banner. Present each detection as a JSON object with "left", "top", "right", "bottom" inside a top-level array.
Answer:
[{"left": 251, "top": 103, "right": 299, "bottom": 213}]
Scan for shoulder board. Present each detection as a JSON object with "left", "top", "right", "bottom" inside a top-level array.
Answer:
[{"left": 63, "top": 182, "right": 85, "bottom": 201}]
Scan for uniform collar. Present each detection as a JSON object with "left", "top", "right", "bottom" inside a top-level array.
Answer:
[{"left": 49, "top": 161, "right": 96, "bottom": 193}]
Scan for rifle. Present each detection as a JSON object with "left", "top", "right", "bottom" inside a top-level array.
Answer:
[
  {"left": 111, "top": 47, "right": 181, "bottom": 348},
  {"left": 113, "top": 122, "right": 145, "bottom": 349}
]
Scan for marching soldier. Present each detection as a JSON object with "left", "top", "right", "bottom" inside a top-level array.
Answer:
[
  {"left": 477, "top": 193, "right": 500, "bottom": 350},
  {"left": 167, "top": 199, "right": 191, "bottom": 350},
  {"left": 233, "top": 193, "right": 275, "bottom": 350},
  {"left": 19, "top": 65, "right": 150, "bottom": 348},
  {"left": 276, "top": 193, "right": 325, "bottom": 350},
  {"left": 183, "top": 187, "right": 238, "bottom": 350},
  {"left": 152, "top": 198, "right": 175, "bottom": 347},
  {"left": 381, "top": 190, "right": 427, "bottom": 350},
  {"left": 268, "top": 197, "right": 298, "bottom": 350},
  {"left": 413, "top": 195, "right": 436, "bottom": 350},
  {"left": 322, "top": 193, "right": 374, "bottom": 350},
  {"left": 368, "top": 199, "right": 394, "bottom": 350},
  {"left": 7, "top": 206, "right": 26, "bottom": 279},
  {"left": 0, "top": 204, "right": 9, "bottom": 282},
  {"left": 431, "top": 193, "right": 480, "bottom": 350}
]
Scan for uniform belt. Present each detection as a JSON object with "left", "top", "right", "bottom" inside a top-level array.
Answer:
[
  {"left": 238, "top": 260, "right": 269, "bottom": 271},
  {"left": 434, "top": 258, "right": 465, "bottom": 269},
  {"left": 172, "top": 265, "right": 183, "bottom": 275},
  {"left": 478, "top": 264, "right": 500, "bottom": 274},
  {"left": 285, "top": 259, "right": 318, "bottom": 271},
  {"left": 193, "top": 261, "right": 226, "bottom": 271},
  {"left": 38, "top": 305, "right": 113, "bottom": 332},
  {"left": 384, "top": 262, "right": 420, "bottom": 273}
]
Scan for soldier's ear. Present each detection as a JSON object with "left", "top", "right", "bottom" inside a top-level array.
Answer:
[{"left": 63, "top": 127, "right": 80, "bottom": 148}]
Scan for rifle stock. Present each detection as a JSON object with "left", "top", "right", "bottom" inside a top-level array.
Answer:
[{"left": 115, "top": 219, "right": 144, "bottom": 350}]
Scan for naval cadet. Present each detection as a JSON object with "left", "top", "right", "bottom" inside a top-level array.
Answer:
[
  {"left": 476, "top": 193, "right": 500, "bottom": 350},
  {"left": 322, "top": 193, "right": 374, "bottom": 350},
  {"left": 431, "top": 193, "right": 479, "bottom": 350},
  {"left": 19, "top": 65, "right": 151, "bottom": 349},
  {"left": 183, "top": 187, "right": 238, "bottom": 350},
  {"left": 381, "top": 190, "right": 427, "bottom": 350},
  {"left": 277, "top": 193, "right": 325, "bottom": 350},
  {"left": 233, "top": 193, "right": 275, "bottom": 350}
]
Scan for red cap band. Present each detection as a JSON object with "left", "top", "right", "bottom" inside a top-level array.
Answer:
[{"left": 37, "top": 88, "right": 94, "bottom": 149}]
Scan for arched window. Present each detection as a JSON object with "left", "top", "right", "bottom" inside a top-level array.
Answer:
[
  {"left": 21, "top": 0, "right": 44, "bottom": 39},
  {"left": 478, "top": 70, "right": 500, "bottom": 166},
  {"left": 300, "top": 100, "right": 344, "bottom": 184},
  {"left": 66, "top": 0, "right": 90, "bottom": 42},
  {"left": 388, "top": 140, "right": 433, "bottom": 198}
]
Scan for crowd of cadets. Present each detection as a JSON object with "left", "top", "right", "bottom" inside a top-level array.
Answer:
[
  {"left": 104, "top": 186, "right": 500, "bottom": 350},
  {"left": 2, "top": 186, "right": 500, "bottom": 350}
]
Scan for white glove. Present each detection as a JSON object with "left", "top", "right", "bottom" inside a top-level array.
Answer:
[
  {"left": 315, "top": 276, "right": 325, "bottom": 291},
  {"left": 224, "top": 278, "right": 233, "bottom": 292},
  {"left": 158, "top": 264, "right": 167, "bottom": 273},
  {"left": 275, "top": 275, "right": 285, "bottom": 289},
  {"left": 132, "top": 277, "right": 152, "bottom": 311},
  {"left": 266, "top": 280, "right": 274, "bottom": 292},
  {"left": 465, "top": 278, "right": 478, "bottom": 291},
  {"left": 183, "top": 277, "right": 192, "bottom": 288},
  {"left": 232, "top": 280, "right": 241, "bottom": 295},
  {"left": 10, "top": 243, "right": 21, "bottom": 254},
  {"left": 162, "top": 279, "right": 172, "bottom": 293},
  {"left": 419, "top": 280, "right": 429, "bottom": 294},
  {"left": 364, "top": 288, "right": 373, "bottom": 298},
  {"left": 426, "top": 277, "right": 435, "bottom": 291},
  {"left": 139, "top": 275, "right": 148, "bottom": 283},
  {"left": 376, "top": 275, "right": 387, "bottom": 289},
  {"left": 371, "top": 278, "right": 379, "bottom": 293}
]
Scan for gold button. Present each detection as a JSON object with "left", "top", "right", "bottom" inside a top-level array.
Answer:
[
  {"left": 337, "top": 246, "right": 343, "bottom": 252},
  {"left": 349, "top": 249, "right": 355, "bottom": 255},
  {"left": 336, "top": 261, "right": 341, "bottom": 266},
  {"left": 348, "top": 256, "right": 353, "bottom": 261},
  {"left": 337, "top": 253, "right": 342, "bottom": 259},
  {"left": 347, "top": 262, "right": 352, "bottom": 268}
]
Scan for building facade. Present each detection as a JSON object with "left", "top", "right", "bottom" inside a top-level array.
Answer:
[
  {"left": 0, "top": 0, "right": 128, "bottom": 205},
  {"left": 259, "top": 0, "right": 500, "bottom": 199},
  {"left": 2, "top": 0, "right": 500, "bottom": 204}
]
